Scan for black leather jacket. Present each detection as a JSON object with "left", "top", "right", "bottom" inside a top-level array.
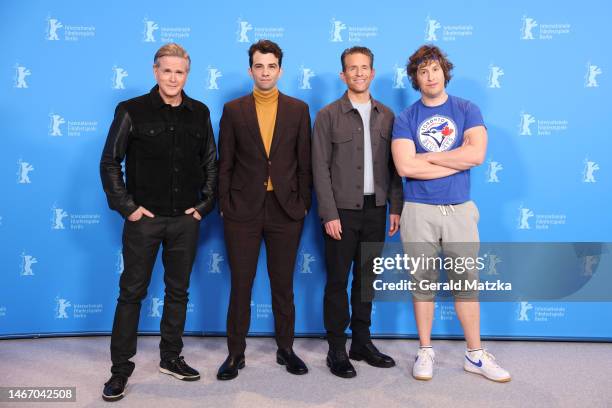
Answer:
[{"left": 100, "top": 86, "right": 218, "bottom": 218}]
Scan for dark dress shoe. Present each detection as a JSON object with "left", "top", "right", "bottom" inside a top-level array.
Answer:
[
  {"left": 349, "top": 342, "right": 396, "bottom": 368},
  {"left": 326, "top": 350, "right": 357, "bottom": 378},
  {"left": 276, "top": 348, "right": 308, "bottom": 375},
  {"left": 216, "top": 354, "right": 245, "bottom": 380}
]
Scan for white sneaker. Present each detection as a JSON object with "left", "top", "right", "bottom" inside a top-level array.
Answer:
[
  {"left": 464, "top": 349, "right": 511, "bottom": 382},
  {"left": 413, "top": 347, "right": 435, "bottom": 380}
]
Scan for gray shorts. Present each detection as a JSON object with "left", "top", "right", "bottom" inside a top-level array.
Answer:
[{"left": 400, "top": 201, "right": 480, "bottom": 300}]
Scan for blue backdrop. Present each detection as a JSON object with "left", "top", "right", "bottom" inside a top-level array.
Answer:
[{"left": 1, "top": 0, "right": 611, "bottom": 340}]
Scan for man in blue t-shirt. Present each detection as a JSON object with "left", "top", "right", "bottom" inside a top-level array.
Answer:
[{"left": 392, "top": 45, "right": 511, "bottom": 383}]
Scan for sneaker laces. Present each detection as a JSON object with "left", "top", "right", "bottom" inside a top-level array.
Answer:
[
  {"left": 332, "top": 349, "right": 349, "bottom": 361},
  {"left": 416, "top": 348, "right": 434, "bottom": 365},
  {"left": 173, "top": 356, "right": 188, "bottom": 369},
  {"left": 105, "top": 374, "right": 126, "bottom": 388},
  {"left": 479, "top": 350, "right": 501, "bottom": 369}
]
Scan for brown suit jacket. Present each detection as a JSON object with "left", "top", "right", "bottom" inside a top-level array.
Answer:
[{"left": 218, "top": 92, "right": 312, "bottom": 222}]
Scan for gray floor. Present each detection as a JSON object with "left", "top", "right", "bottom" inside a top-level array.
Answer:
[{"left": 1, "top": 336, "right": 611, "bottom": 408}]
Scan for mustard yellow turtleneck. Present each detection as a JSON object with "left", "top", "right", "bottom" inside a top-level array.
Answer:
[{"left": 253, "top": 87, "right": 279, "bottom": 191}]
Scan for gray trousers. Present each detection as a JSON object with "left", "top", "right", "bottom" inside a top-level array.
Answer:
[{"left": 400, "top": 201, "right": 480, "bottom": 300}]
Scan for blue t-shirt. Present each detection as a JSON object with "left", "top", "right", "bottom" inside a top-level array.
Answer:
[{"left": 392, "top": 95, "right": 484, "bottom": 205}]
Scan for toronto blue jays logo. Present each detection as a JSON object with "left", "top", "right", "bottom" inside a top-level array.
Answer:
[{"left": 417, "top": 115, "right": 457, "bottom": 152}]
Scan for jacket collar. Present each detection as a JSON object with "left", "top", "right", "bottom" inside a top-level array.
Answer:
[
  {"left": 339, "top": 91, "right": 382, "bottom": 114},
  {"left": 149, "top": 85, "right": 194, "bottom": 111}
]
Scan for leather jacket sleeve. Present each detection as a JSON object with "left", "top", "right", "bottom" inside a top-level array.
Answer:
[
  {"left": 99, "top": 104, "right": 139, "bottom": 218},
  {"left": 193, "top": 115, "right": 218, "bottom": 217}
]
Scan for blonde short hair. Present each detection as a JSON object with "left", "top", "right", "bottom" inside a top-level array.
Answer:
[{"left": 153, "top": 43, "right": 191, "bottom": 71}]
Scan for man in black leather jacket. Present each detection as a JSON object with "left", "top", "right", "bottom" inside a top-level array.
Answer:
[{"left": 99, "top": 43, "right": 217, "bottom": 402}]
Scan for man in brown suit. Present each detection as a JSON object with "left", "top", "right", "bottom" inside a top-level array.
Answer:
[{"left": 216, "top": 40, "right": 312, "bottom": 380}]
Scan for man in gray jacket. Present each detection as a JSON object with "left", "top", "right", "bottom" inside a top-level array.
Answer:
[{"left": 312, "top": 46, "right": 403, "bottom": 378}]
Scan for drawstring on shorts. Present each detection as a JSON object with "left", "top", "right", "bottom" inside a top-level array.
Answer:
[{"left": 437, "top": 204, "right": 456, "bottom": 216}]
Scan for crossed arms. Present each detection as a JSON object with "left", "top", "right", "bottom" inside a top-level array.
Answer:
[{"left": 391, "top": 125, "right": 487, "bottom": 179}]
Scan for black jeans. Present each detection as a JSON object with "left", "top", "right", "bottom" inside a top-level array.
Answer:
[
  {"left": 110, "top": 214, "right": 200, "bottom": 377},
  {"left": 323, "top": 195, "right": 386, "bottom": 351}
]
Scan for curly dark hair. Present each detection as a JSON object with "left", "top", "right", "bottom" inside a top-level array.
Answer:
[{"left": 406, "top": 45, "right": 454, "bottom": 91}]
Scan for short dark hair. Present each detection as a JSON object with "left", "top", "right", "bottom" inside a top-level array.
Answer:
[
  {"left": 248, "top": 40, "right": 283, "bottom": 67},
  {"left": 340, "top": 46, "right": 374, "bottom": 72},
  {"left": 407, "top": 45, "right": 454, "bottom": 90}
]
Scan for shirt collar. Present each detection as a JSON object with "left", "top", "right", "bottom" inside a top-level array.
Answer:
[
  {"left": 340, "top": 91, "right": 381, "bottom": 114},
  {"left": 149, "top": 85, "right": 194, "bottom": 111}
]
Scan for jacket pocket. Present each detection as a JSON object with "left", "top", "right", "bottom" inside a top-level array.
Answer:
[
  {"left": 139, "top": 124, "right": 165, "bottom": 138},
  {"left": 186, "top": 127, "right": 204, "bottom": 150},
  {"left": 379, "top": 128, "right": 391, "bottom": 140},
  {"left": 135, "top": 124, "right": 166, "bottom": 158},
  {"left": 332, "top": 131, "right": 353, "bottom": 144}
]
